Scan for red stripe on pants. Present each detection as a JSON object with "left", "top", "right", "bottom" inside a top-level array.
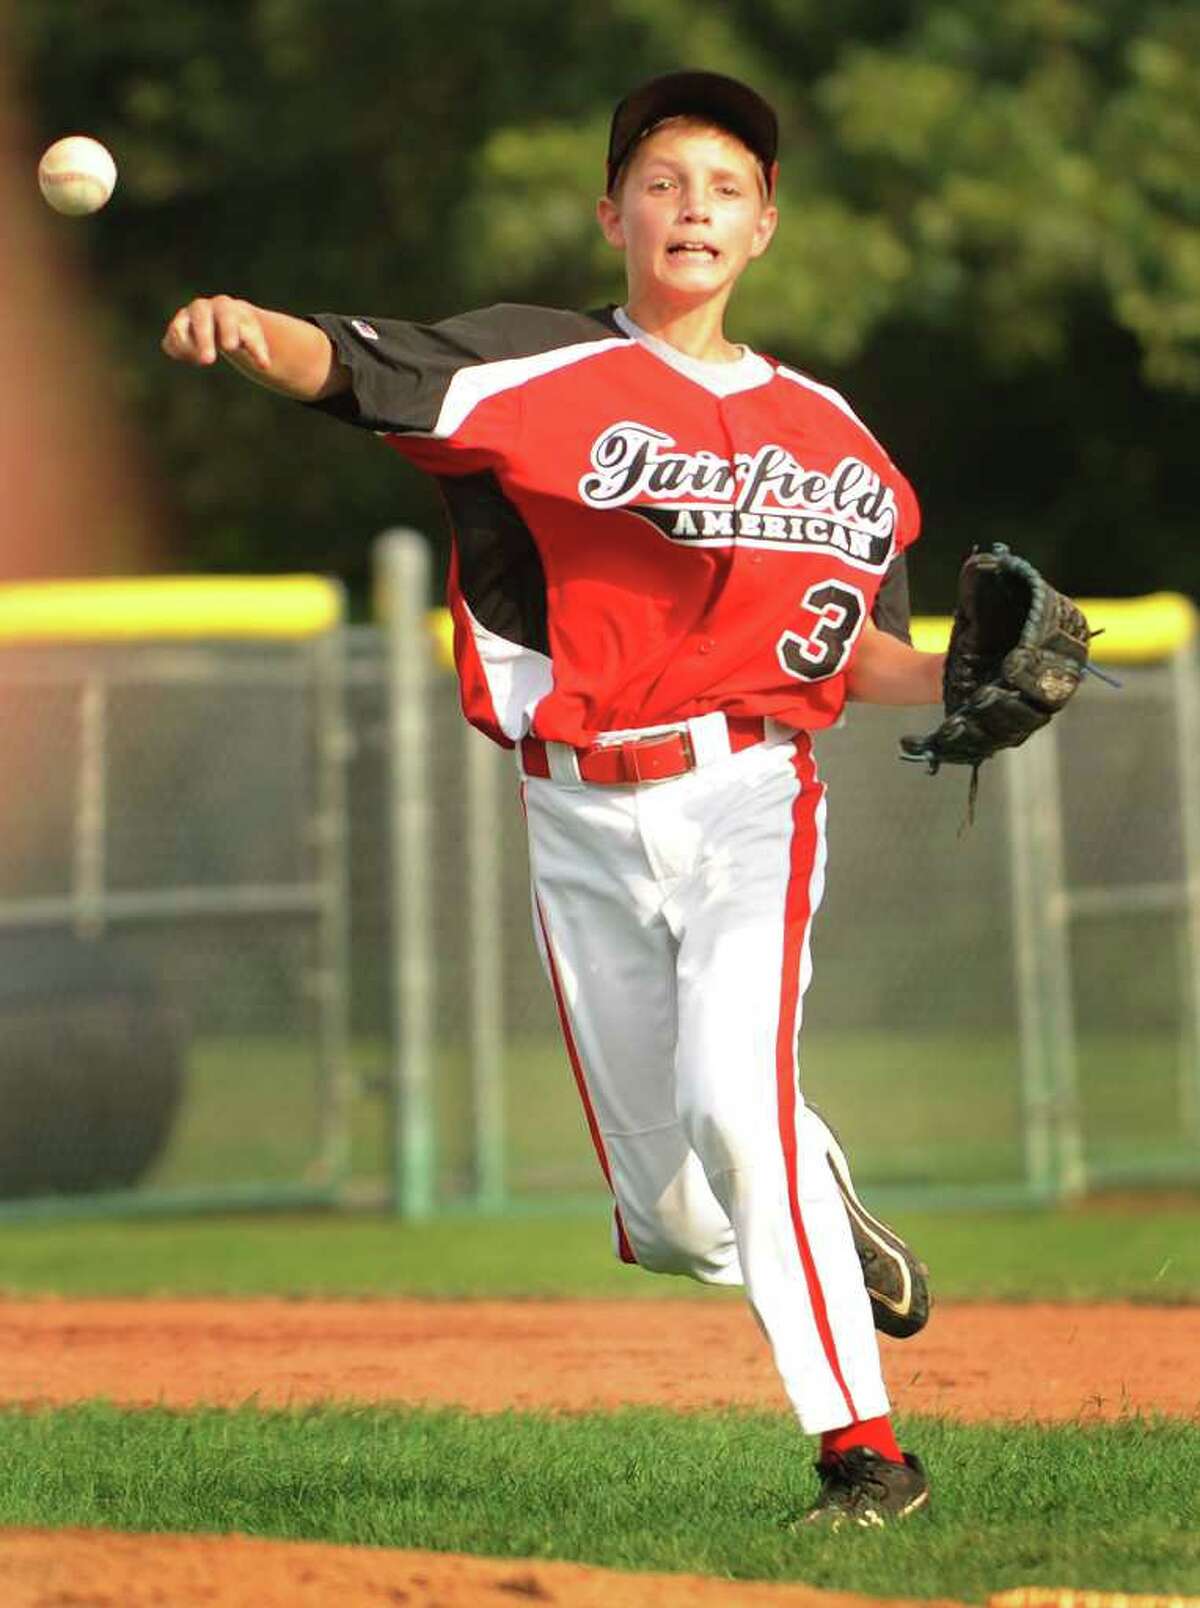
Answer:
[
  {"left": 534, "top": 894, "right": 637, "bottom": 1265},
  {"left": 775, "top": 738, "right": 857, "bottom": 1421}
]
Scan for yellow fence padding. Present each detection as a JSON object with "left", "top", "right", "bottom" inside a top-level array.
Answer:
[
  {"left": 0, "top": 577, "right": 1188, "bottom": 664},
  {"left": 428, "top": 607, "right": 456, "bottom": 668},
  {"left": 0, "top": 576, "right": 344, "bottom": 641},
  {"left": 907, "top": 592, "right": 1195, "bottom": 665},
  {"left": 430, "top": 593, "right": 1196, "bottom": 673}
]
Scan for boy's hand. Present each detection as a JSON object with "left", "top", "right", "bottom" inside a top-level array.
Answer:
[{"left": 161, "top": 296, "right": 271, "bottom": 372}]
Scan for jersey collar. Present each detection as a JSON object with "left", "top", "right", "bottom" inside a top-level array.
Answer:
[{"left": 612, "top": 307, "right": 774, "bottom": 398}]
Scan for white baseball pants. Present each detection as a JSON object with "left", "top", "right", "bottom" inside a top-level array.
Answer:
[{"left": 521, "top": 718, "right": 890, "bottom": 1434}]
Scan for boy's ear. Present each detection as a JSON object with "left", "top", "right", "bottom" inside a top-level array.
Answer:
[
  {"left": 596, "top": 194, "right": 626, "bottom": 249},
  {"left": 748, "top": 202, "right": 779, "bottom": 260}
]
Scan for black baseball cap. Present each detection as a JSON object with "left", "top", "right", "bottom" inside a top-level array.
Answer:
[{"left": 606, "top": 70, "right": 779, "bottom": 196}]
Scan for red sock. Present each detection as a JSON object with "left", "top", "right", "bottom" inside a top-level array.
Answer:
[{"left": 820, "top": 1415, "right": 903, "bottom": 1465}]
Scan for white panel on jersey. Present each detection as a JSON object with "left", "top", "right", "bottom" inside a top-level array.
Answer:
[
  {"left": 775, "top": 365, "right": 887, "bottom": 454},
  {"left": 613, "top": 307, "right": 774, "bottom": 397},
  {"left": 464, "top": 601, "right": 554, "bottom": 742},
  {"left": 431, "top": 338, "right": 629, "bottom": 441}
]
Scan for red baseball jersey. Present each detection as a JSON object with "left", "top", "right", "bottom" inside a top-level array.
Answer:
[{"left": 309, "top": 304, "right": 921, "bottom": 748}]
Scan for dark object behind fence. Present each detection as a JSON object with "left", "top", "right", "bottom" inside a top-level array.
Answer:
[{"left": 0, "top": 933, "right": 186, "bottom": 1197}]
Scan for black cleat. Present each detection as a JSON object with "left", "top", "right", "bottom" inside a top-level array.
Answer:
[
  {"left": 797, "top": 1447, "right": 931, "bottom": 1530},
  {"left": 809, "top": 1103, "right": 932, "bottom": 1339}
]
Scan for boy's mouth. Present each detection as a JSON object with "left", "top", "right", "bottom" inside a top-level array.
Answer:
[{"left": 667, "top": 241, "right": 719, "bottom": 260}]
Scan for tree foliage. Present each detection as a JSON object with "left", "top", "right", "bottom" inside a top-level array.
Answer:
[{"left": 11, "top": 0, "right": 1200, "bottom": 605}]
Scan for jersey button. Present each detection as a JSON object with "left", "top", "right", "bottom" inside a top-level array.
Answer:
[{"left": 697, "top": 639, "right": 714, "bottom": 655}]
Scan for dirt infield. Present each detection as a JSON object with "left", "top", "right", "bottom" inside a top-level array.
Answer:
[
  {"left": 0, "top": 1298, "right": 1195, "bottom": 1605},
  {"left": 0, "top": 1528, "right": 975, "bottom": 1608},
  {"left": 0, "top": 1298, "right": 1196, "bottom": 1420}
]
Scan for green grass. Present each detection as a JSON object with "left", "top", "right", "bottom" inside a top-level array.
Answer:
[
  {"left": 26, "top": 1021, "right": 1188, "bottom": 1216},
  {"left": 0, "top": 1201, "right": 1197, "bottom": 1300},
  {"left": 143, "top": 1034, "right": 604, "bottom": 1196},
  {"left": 0, "top": 1404, "right": 1196, "bottom": 1599},
  {"left": 435, "top": 1026, "right": 1200, "bottom": 1194},
  {"left": 141, "top": 1027, "right": 1200, "bottom": 1201},
  {"left": 149, "top": 1038, "right": 391, "bottom": 1189}
]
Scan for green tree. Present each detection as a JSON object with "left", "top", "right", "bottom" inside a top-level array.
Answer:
[{"left": 12, "top": 0, "right": 1200, "bottom": 605}]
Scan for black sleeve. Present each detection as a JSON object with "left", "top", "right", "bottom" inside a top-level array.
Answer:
[
  {"left": 305, "top": 303, "right": 615, "bottom": 434},
  {"left": 872, "top": 553, "right": 913, "bottom": 644}
]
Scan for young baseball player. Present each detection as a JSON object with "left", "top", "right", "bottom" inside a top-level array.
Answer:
[{"left": 162, "top": 70, "right": 942, "bottom": 1528}]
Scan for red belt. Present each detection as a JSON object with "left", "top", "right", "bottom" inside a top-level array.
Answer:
[{"left": 520, "top": 716, "right": 767, "bottom": 786}]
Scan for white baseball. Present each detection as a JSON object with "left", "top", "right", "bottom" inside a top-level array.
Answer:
[{"left": 37, "top": 135, "right": 118, "bottom": 216}]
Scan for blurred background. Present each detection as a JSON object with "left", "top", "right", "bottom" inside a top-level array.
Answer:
[
  {"left": 6, "top": 0, "right": 1200, "bottom": 606},
  {"left": 0, "top": 0, "right": 1198, "bottom": 1224}
]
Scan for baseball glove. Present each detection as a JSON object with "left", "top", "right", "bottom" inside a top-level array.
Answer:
[{"left": 900, "top": 545, "right": 1090, "bottom": 775}]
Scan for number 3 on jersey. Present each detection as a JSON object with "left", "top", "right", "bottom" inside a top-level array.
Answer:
[{"left": 776, "top": 582, "right": 867, "bottom": 682}]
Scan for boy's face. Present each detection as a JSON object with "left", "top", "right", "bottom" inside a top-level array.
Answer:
[{"left": 597, "top": 121, "right": 778, "bottom": 314}]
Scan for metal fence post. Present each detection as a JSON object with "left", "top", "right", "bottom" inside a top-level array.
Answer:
[
  {"left": 1007, "top": 746, "right": 1055, "bottom": 1198},
  {"left": 311, "top": 606, "right": 353, "bottom": 1188},
  {"left": 1006, "top": 729, "right": 1084, "bottom": 1200},
  {"left": 464, "top": 720, "right": 506, "bottom": 1210},
  {"left": 377, "top": 530, "right": 437, "bottom": 1217},
  {"left": 73, "top": 674, "right": 107, "bottom": 939},
  {"left": 1037, "top": 727, "right": 1086, "bottom": 1199},
  {"left": 1172, "top": 638, "right": 1200, "bottom": 1138}
]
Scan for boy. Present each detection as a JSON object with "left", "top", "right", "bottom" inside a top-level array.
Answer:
[{"left": 162, "top": 70, "right": 942, "bottom": 1527}]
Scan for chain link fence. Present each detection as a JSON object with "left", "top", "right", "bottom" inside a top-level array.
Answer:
[
  {"left": 373, "top": 533, "right": 1200, "bottom": 1212},
  {"left": 1, "top": 554, "right": 1195, "bottom": 1218},
  {"left": 0, "top": 596, "right": 352, "bottom": 1218}
]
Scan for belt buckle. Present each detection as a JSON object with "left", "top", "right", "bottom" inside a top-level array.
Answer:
[{"left": 622, "top": 727, "right": 695, "bottom": 784}]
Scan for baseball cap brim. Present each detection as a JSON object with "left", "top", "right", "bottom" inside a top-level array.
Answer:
[{"left": 606, "top": 70, "right": 779, "bottom": 195}]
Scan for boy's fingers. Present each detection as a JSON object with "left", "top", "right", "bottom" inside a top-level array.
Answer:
[
  {"left": 187, "top": 298, "right": 217, "bottom": 363},
  {"left": 162, "top": 297, "right": 269, "bottom": 371},
  {"left": 215, "top": 301, "right": 244, "bottom": 352},
  {"left": 242, "top": 318, "right": 270, "bottom": 368},
  {"left": 229, "top": 313, "right": 266, "bottom": 366},
  {"left": 211, "top": 300, "right": 269, "bottom": 368},
  {"left": 162, "top": 307, "right": 199, "bottom": 361}
]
